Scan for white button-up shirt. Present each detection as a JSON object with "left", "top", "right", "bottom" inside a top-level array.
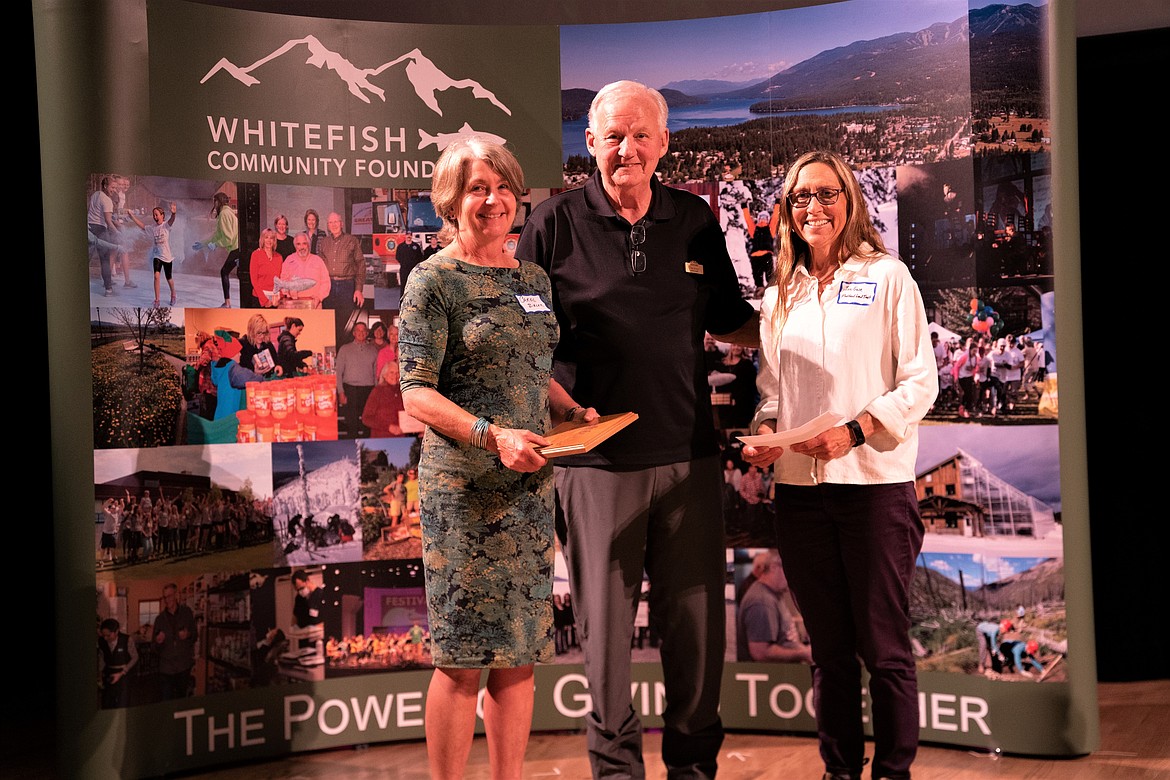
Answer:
[{"left": 752, "top": 246, "right": 938, "bottom": 485}]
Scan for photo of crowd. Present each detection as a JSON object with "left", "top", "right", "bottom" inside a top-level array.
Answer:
[
  {"left": 93, "top": 444, "right": 275, "bottom": 577},
  {"left": 83, "top": 1, "right": 1069, "bottom": 739}
]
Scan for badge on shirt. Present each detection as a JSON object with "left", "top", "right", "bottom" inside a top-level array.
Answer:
[
  {"left": 685, "top": 260, "right": 704, "bottom": 275},
  {"left": 837, "top": 281, "right": 876, "bottom": 306},
  {"left": 516, "top": 294, "right": 551, "bottom": 313}
]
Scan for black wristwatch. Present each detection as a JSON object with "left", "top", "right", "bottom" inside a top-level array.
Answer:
[{"left": 845, "top": 419, "right": 865, "bottom": 448}]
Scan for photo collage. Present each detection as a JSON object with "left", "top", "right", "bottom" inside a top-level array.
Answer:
[{"left": 90, "top": 0, "right": 1067, "bottom": 712}]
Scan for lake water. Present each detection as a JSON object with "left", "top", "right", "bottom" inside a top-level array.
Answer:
[{"left": 562, "top": 98, "right": 893, "bottom": 159}]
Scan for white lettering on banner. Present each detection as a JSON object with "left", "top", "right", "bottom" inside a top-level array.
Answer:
[
  {"left": 920, "top": 692, "right": 991, "bottom": 735},
  {"left": 734, "top": 673, "right": 814, "bottom": 719},
  {"left": 206, "top": 116, "right": 407, "bottom": 154},
  {"left": 550, "top": 673, "right": 668, "bottom": 718},
  {"left": 397, "top": 691, "right": 425, "bottom": 726},
  {"left": 317, "top": 700, "right": 350, "bottom": 735},
  {"left": 205, "top": 151, "right": 437, "bottom": 180},
  {"left": 174, "top": 708, "right": 266, "bottom": 756},
  {"left": 204, "top": 115, "right": 429, "bottom": 180},
  {"left": 630, "top": 680, "right": 668, "bottom": 717},
  {"left": 354, "top": 159, "right": 436, "bottom": 179},
  {"left": 553, "top": 673, "right": 591, "bottom": 718},
  {"left": 734, "top": 674, "right": 991, "bottom": 735},
  {"left": 283, "top": 692, "right": 424, "bottom": 740},
  {"left": 769, "top": 682, "right": 809, "bottom": 719},
  {"left": 207, "top": 151, "right": 348, "bottom": 176}
]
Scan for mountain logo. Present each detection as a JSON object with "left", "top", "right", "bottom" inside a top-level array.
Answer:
[{"left": 201, "top": 36, "right": 512, "bottom": 117}]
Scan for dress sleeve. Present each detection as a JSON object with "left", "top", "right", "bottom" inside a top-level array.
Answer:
[{"left": 397, "top": 264, "right": 447, "bottom": 394}]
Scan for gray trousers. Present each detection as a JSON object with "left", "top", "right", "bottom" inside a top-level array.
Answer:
[{"left": 555, "top": 456, "right": 725, "bottom": 779}]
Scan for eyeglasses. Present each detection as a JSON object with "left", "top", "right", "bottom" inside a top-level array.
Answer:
[
  {"left": 787, "top": 187, "right": 844, "bottom": 208},
  {"left": 629, "top": 222, "right": 647, "bottom": 275}
]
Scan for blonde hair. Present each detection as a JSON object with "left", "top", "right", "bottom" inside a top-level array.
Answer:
[
  {"left": 768, "top": 150, "right": 886, "bottom": 335},
  {"left": 430, "top": 135, "right": 525, "bottom": 247},
  {"left": 247, "top": 313, "right": 270, "bottom": 343}
]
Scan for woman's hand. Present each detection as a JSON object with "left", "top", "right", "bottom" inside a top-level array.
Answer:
[
  {"left": 790, "top": 425, "right": 854, "bottom": 462},
  {"left": 562, "top": 405, "right": 601, "bottom": 425},
  {"left": 742, "top": 422, "right": 784, "bottom": 468},
  {"left": 489, "top": 427, "right": 551, "bottom": 473}
]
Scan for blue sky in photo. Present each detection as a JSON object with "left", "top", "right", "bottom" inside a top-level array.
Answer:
[
  {"left": 919, "top": 550, "right": 1052, "bottom": 587},
  {"left": 360, "top": 437, "right": 416, "bottom": 468},
  {"left": 917, "top": 423, "right": 1060, "bottom": 512},
  {"left": 561, "top": 0, "right": 1042, "bottom": 91},
  {"left": 272, "top": 439, "right": 360, "bottom": 475}
]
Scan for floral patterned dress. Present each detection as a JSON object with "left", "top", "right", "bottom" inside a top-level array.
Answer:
[{"left": 398, "top": 255, "right": 558, "bottom": 667}]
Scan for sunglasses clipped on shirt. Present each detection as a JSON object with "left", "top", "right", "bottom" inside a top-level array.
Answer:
[
  {"left": 787, "top": 187, "right": 844, "bottom": 208},
  {"left": 629, "top": 221, "right": 647, "bottom": 275}
]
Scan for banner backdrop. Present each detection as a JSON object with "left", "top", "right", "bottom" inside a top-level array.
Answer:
[{"left": 37, "top": 0, "right": 1096, "bottom": 777}]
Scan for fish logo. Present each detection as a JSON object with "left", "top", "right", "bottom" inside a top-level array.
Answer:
[
  {"left": 266, "top": 276, "right": 320, "bottom": 299},
  {"left": 418, "top": 123, "right": 508, "bottom": 151}
]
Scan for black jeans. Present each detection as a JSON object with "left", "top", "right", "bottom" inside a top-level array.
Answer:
[{"left": 774, "top": 482, "right": 923, "bottom": 780}]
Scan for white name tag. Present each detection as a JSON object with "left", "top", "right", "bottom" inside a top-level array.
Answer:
[
  {"left": 837, "top": 281, "right": 876, "bottom": 306},
  {"left": 516, "top": 294, "right": 551, "bottom": 313}
]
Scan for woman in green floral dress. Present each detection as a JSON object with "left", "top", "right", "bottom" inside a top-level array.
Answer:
[{"left": 399, "top": 136, "right": 591, "bottom": 780}]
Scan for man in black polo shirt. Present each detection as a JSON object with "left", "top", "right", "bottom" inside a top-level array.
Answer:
[{"left": 517, "top": 79, "right": 757, "bottom": 780}]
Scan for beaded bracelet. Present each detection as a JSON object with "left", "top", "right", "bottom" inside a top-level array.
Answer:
[{"left": 469, "top": 417, "right": 493, "bottom": 450}]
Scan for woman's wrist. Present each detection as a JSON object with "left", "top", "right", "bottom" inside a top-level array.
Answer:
[{"left": 469, "top": 417, "right": 493, "bottom": 450}]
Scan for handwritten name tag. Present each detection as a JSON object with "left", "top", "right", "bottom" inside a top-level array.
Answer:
[
  {"left": 516, "top": 294, "right": 551, "bottom": 313},
  {"left": 837, "top": 281, "right": 876, "bottom": 306}
]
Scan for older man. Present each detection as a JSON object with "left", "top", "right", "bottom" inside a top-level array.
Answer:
[
  {"left": 279, "top": 232, "right": 330, "bottom": 308},
  {"left": 736, "top": 550, "right": 811, "bottom": 664},
  {"left": 153, "top": 583, "right": 197, "bottom": 700},
  {"left": 318, "top": 211, "right": 366, "bottom": 311},
  {"left": 516, "top": 80, "right": 757, "bottom": 779},
  {"left": 334, "top": 320, "right": 378, "bottom": 439}
]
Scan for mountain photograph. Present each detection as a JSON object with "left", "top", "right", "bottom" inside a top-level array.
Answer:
[{"left": 561, "top": 3, "right": 1045, "bottom": 180}]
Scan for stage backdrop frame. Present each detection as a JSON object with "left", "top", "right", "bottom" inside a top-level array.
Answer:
[{"left": 36, "top": 0, "right": 1094, "bottom": 777}]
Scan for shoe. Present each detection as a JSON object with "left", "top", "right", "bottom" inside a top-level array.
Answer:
[
  {"left": 170, "top": 295, "right": 177, "bottom": 305},
  {"left": 124, "top": 281, "right": 138, "bottom": 288},
  {"left": 104, "top": 287, "right": 114, "bottom": 297},
  {"left": 221, "top": 301, "right": 231, "bottom": 308},
  {"left": 153, "top": 299, "right": 160, "bottom": 308}
]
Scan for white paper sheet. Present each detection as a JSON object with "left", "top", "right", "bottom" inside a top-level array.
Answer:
[{"left": 736, "top": 411, "right": 846, "bottom": 447}]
